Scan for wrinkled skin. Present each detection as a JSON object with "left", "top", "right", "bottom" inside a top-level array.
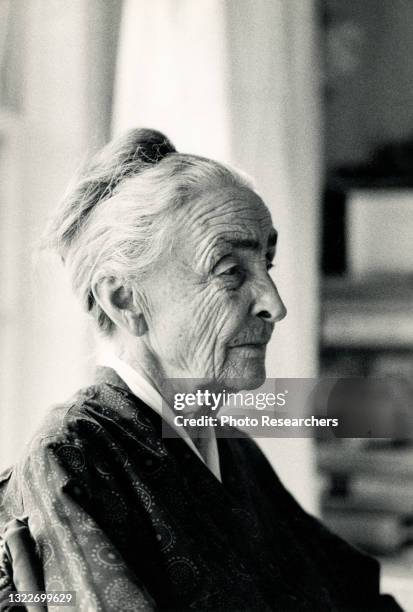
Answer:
[{"left": 134, "top": 186, "right": 286, "bottom": 394}]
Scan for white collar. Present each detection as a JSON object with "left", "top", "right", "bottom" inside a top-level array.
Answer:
[{"left": 98, "top": 351, "right": 221, "bottom": 482}]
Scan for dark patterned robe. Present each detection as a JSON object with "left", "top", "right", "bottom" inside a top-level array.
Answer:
[{"left": 0, "top": 368, "right": 402, "bottom": 611}]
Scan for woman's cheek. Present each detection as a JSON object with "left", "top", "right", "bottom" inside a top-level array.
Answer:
[
  {"left": 215, "top": 291, "right": 255, "bottom": 377},
  {"left": 155, "top": 282, "right": 246, "bottom": 378},
  {"left": 181, "top": 289, "right": 229, "bottom": 374},
  {"left": 209, "top": 293, "right": 247, "bottom": 374}
]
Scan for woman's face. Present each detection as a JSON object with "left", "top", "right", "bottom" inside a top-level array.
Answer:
[{"left": 138, "top": 185, "right": 286, "bottom": 390}]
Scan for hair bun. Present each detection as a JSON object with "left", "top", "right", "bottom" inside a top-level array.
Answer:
[
  {"left": 42, "top": 128, "right": 176, "bottom": 258},
  {"left": 130, "top": 128, "right": 177, "bottom": 164},
  {"left": 94, "top": 128, "right": 177, "bottom": 189}
]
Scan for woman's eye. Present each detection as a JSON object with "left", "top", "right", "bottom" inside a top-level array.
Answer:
[
  {"left": 217, "top": 264, "right": 245, "bottom": 287},
  {"left": 221, "top": 265, "right": 241, "bottom": 276}
]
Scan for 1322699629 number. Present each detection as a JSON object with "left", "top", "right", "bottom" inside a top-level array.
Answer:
[{"left": 8, "top": 591, "right": 76, "bottom": 606}]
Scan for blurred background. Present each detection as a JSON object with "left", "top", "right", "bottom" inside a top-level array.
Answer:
[{"left": 0, "top": 0, "right": 412, "bottom": 606}]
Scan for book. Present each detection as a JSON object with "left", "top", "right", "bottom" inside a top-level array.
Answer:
[
  {"left": 322, "top": 509, "right": 411, "bottom": 555},
  {"left": 322, "top": 473, "right": 413, "bottom": 514},
  {"left": 321, "top": 275, "right": 413, "bottom": 348},
  {"left": 317, "top": 443, "right": 413, "bottom": 479}
]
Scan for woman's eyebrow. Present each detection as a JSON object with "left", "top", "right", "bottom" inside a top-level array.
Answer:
[
  {"left": 224, "top": 227, "right": 277, "bottom": 248},
  {"left": 207, "top": 238, "right": 259, "bottom": 272},
  {"left": 215, "top": 233, "right": 277, "bottom": 257},
  {"left": 265, "top": 231, "right": 278, "bottom": 262},
  {"left": 225, "top": 238, "right": 260, "bottom": 251},
  {"left": 208, "top": 231, "right": 276, "bottom": 268},
  {"left": 268, "top": 230, "right": 278, "bottom": 248}
]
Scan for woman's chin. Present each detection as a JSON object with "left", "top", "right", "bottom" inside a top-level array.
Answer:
[
  {"left": 220, "top": 359, "right": 267, "bottom": 391},
  {"left": 240, "top": 366, "right": 266, "bottom": 390}
]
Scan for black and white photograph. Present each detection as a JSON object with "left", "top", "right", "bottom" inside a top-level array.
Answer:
[{"left": 0, "top": 1, "right": 412, "bottom": 610}]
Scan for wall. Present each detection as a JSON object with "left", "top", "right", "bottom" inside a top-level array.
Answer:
[{"left": 325, "top": 0, "right": 413, "bottom": 168}]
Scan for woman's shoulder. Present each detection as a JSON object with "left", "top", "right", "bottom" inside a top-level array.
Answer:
[
  {"left": 14, "top": 378, "right": 162, "bottom": 484},
  {"left": 26, "top": 383, "right": 113, "bottom": 448},
  {"left": 26, "top": 375, "right": 146, "bottom": 447},
  {"left": 9, "top": 381, "right": 133, "bottom": 480},
  {"left": 2, "top": 382, "right": 140, "bottom": 514}
]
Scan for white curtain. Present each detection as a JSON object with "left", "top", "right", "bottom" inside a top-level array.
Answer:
[
  {"left": 113, "top": 0, "right": 231, "bottom": 159},
  {"left": 113, "top": 0, "right": 321, "bottom": 513},
  {"left": 0, "top": 0, "right": 121, "bottom": 470}
]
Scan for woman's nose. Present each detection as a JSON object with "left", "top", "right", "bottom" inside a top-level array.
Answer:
[{"left": 251, "top": 277, "right": 287, "bottom": 324}]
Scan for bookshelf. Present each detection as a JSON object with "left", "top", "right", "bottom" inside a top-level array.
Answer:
[{"left": 319, "top": 184, "right": 413, "bottom": 578}]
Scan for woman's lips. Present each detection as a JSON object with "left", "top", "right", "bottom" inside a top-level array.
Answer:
[
  {"left": 228, "top": 338, "right": 269, "bottom": 348},
  {"left": 228, "top": 343, "right": 267, "bottom": 353},
  {"left": 228, "top": 326, "right": 273, "bottom": 349}
]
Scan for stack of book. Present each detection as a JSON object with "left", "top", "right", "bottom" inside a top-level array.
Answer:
[
  {"left": 320, "top": 274, "right": 413, "bottom": 555},
  {"left": 318, "top": 441, "right": 413, "bottom": 554},
  {"left": 322, "top": 275, "right": 413, "bottom": 349}
]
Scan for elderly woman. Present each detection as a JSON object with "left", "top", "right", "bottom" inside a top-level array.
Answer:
[{"left": 0, "top": 130, "right": 400, "bottom": 611}]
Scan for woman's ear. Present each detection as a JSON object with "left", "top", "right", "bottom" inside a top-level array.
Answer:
[{"left": 92, "top": 277, "right": 148, "bottom": 336}]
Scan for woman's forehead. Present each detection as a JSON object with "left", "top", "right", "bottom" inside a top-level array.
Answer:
[
  {"left": 176, "top": 185, "right": 273, "bottom": 233},
  {"left": 170, "top": 186, "right": 276, "bottom": 267}
]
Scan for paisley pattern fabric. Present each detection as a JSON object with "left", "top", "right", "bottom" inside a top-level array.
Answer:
[{"left": 0, "top": 368, "right": 401, "bottom": 611}]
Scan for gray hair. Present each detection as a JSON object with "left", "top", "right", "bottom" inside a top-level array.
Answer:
[{"left": 44, "top": 128, "right": 253, "bottom": 334}]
